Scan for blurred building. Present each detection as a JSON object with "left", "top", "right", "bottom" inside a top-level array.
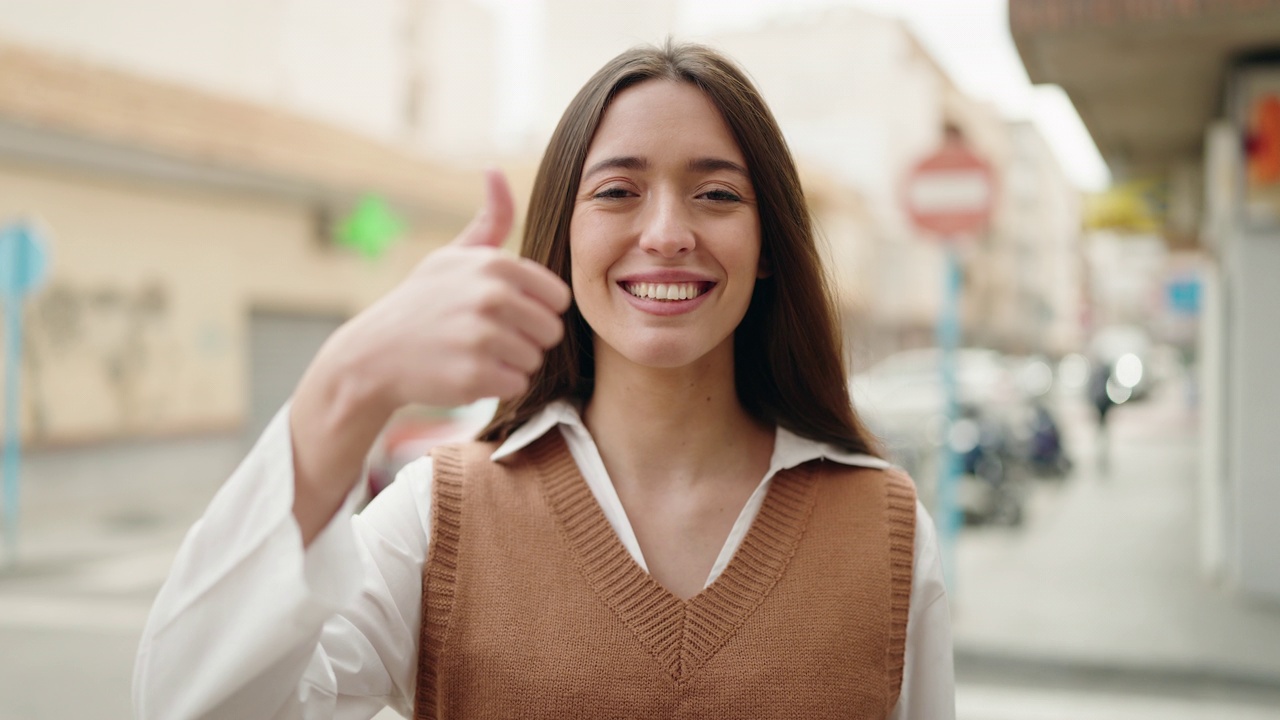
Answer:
[
  {"left": 0, "top": 2, "right": 1085, "bottom": 454},
  {"left": 0, "top": 0, "right": 507, "bottom": 156},
  {"left": 484, "top": 2, "right": 1086, "bottom": 369},
  {"left": 0, "top": 9, "right": 479, "bottom": 447},
  {"left": 705, "top": 7, "right": 963, "bottom": 365},
  {"left": 1011, "top": 0, "right": 1280, "bottom": 602},
  {"left": 709, "top": 8, "right": 1084, "bottom": 366}
]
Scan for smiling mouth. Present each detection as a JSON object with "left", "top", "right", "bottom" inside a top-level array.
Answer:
[{"left": 622, "top": 281, "right": 714, "bottom": 301}]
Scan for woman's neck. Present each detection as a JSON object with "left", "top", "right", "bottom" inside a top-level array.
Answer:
[{"left": 582, "top": 340, "right": 774, "bottom": 493}]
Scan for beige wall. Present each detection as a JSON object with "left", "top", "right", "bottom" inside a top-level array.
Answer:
[{"left": 0, "top": 161, "right": 457, "bottom": 446}]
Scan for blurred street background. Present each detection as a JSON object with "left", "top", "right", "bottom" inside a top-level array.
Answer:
[{"left": 2, "top": 1, "right": 1280, "bottom": 718}]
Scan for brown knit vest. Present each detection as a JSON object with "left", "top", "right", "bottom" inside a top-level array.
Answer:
[{"left": 415, "top": 431, "right": 916, "bottom": 720}]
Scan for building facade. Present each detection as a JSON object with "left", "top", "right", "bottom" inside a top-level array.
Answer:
[
  {"left": 0, "top": 1, "right": 1083, "bottom": 452},
  {"left": 1011, "top": 0, "right": 1280, "bottom": 602},
  {"left": 0, "top": 34, "right": 478, "bottom": 446}
]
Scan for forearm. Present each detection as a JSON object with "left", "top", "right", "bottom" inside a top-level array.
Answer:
[{"left": 290, "top": 326, "right": 394, "bottom": 547}]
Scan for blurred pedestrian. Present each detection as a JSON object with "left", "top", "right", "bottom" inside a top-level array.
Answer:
[
  {"left": 133, "top": 41, "right": 953, "bottom": 720},
  {"left": 1088, "top": 358, "right": 1115, "bottom": 471}
]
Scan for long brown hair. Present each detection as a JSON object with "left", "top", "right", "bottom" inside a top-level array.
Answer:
[{"left": 479, "top": 41, "right": 880, "bottom": 456}]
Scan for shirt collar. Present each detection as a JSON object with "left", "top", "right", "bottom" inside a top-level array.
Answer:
[
  {"left": 490, "top": 399, "right": 890, "bottom": 472},
  {"left": 489, "top": 399, "right": 585, "bottom": 462}
]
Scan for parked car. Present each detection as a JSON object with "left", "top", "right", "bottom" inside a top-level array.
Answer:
[
  {"left": 951, "top": 403, "right": 1026, "bottom": 527},
  {"left": 850, "top": 347, "right": 1071, "bottom": 526},
  {"left": 850, "top": 347, "right": 1021, "bottom": 468}
]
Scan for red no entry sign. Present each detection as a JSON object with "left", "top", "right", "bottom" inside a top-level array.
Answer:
[{"left": 904, "top": 137, "right": 995, "bottom": 238}]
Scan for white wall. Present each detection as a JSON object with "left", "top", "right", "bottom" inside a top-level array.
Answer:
[
  {"left": 1227, "top": 230, "right": 1280, "bottom": 600},
  {"left": 1007, "top": 122, "right": 1083, "bottom": 355},
  {"left": 1198, "top": 120, "right": 1237, "bottom": 582},
  {"left": 0, "top": 0, "right": 420, "bottom": 143},
  {"left": 1220, "top": 65, "right": 1280, "bottom": 602},
  {"left": 539, "top": 0, "right": 680, "bottom": 143},
  {"left": 415, "top": 0, "right": 502, "bottom": 159}
]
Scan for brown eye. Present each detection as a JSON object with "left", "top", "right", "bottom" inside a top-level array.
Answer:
[
  {"left": 701, "top": 189, "right": 741, "bottom": 202},
  {"left": 594, "top": 187, "right": 635, "bottom": 199}
]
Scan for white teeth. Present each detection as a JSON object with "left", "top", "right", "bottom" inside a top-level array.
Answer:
[{"left": 626, "top": 282, "right": 704, "bottom": 301}]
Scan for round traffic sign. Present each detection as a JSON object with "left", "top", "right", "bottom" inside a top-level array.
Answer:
[{"left": 904, "top": 138, "right": 996, "bottom": 238}]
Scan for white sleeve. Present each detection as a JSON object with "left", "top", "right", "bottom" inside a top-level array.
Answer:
[
  {"left": 888, "top": 501, "right": 956, "bottom": 720},
  {"left": 131, "top": 402, "right": 437, "bottom": 720}
]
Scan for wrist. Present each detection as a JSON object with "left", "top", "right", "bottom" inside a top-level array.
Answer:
[
  {"left": 288, "top": 346, "right": 393, "bottom": 544},
  {"left": 310, "top": 323, "right": 400, "bottom": 425}
]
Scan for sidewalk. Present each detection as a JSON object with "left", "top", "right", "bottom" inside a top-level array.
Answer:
[
  {"left": 0, "top": 432, "right": 242, "bottom": 720},
  {"left": 951, "top": 380, "right": 1280, "bottom": 697}
]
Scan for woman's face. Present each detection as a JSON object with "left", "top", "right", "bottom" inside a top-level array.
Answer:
[{"left": 569, "top": 80, "right": 764, "bottom": 373}]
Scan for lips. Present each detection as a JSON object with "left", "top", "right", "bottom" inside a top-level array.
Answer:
[{"left": 615, "top": 272, "right": 718, "bottom": 315}]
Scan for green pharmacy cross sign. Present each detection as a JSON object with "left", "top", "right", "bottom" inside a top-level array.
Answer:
[{"left": 335, "top": 195, "right": 405, "bottom": 259}]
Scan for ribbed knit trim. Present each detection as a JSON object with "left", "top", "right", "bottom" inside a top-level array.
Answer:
[
  {"left": 525, "top": 431, "right": 819, "bottom": 685},
  {"left": 415, "top": 444, "right": 467, "bottom": 720},
  {"left": 882, "top": 467, "right": 917, "bottom": 714}
]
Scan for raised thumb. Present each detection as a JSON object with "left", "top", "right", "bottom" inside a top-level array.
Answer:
[{"left": 453, "top": 168, "right": 515, "bottom": 248}]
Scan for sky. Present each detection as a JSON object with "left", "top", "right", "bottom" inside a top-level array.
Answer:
[{"left": 680, "top": 0, "right": 1112, "bottom": 191}]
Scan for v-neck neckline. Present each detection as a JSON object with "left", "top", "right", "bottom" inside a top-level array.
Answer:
[{"left": 524, "top": 431, "right": 820, "bottom": 683}]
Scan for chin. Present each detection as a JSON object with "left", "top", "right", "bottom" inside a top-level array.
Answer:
[
  {"left": 599, "top": 329, "right": 731, "bottom": 372},
  {"left": 628, "top": 348, "right": 707, "bottom": 370}
]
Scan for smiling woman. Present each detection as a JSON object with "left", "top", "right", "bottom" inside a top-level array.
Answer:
[
  {"left": 482, "top": 44, "right": 881, "bottom": 459},
  {"left": 571, "top": 81, "right": 762, "bottom": 373},
  {"left": 133, "top": 41, "right": 954, "bottom": 720}
]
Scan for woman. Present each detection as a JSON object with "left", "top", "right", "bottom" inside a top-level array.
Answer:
[{"left": 134, "top": 42, "right": 952, "bottom": 719}]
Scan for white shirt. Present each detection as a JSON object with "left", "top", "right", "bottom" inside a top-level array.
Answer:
[{"left": 133, "top": 400, "right": 954, "bottom": 720}]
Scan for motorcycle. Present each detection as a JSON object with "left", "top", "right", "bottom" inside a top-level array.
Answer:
[{"left": 952, "top": 403, "right": 1026, "bottom": 527}]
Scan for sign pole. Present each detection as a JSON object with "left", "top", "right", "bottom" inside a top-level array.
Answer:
[
  {"left": 936, "top": 243, "right": 963, "bottom": 593},
  {"left": 1, "top": 228, "right": 24, "bottom": 566},
  {"left": 0, "top": 222, "right": 48, "bottom": 567},
  {"left": 901, "top": 127, "right": 995, "bottom": 597}
]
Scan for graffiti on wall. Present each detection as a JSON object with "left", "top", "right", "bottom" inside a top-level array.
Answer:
[{"left": 21, "top": 278, "right": 181, "bottom": 440}]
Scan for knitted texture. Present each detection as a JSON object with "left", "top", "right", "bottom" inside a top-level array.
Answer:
[
  {"left": 415, "top": 431, "right": 916, "bottom": 719},
  {"left": 413, "top": 438, "right": 470, "bottom": 715}
]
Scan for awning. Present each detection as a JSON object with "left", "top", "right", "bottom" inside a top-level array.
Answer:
[{"left": 1009, "top": 0, "right": 1280, "bottom": 179}]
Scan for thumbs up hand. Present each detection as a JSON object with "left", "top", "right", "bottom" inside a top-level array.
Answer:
[
  {"left": 288, "top": 170, "right": 572, "bottom": 542},
  {"left": 453, "top": 166, "right": 518, "bottom": 249},
  {"left": 338, "top": 169, "right": 572, "bottom": 411}
]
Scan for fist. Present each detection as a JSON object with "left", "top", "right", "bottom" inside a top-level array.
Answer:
[{"left": 335, "top": 170, "right": 572, "bottom": 411}]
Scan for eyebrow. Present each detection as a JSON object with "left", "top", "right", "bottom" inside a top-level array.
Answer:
[
  {"left": 583, "top": 156, "right": 648, "bottom": 179},
  {"left": 581, "top": 155, "right": 750, "bottom": 180},
  {"left": 687, "top": 157, "right": 749, "bottom": 177}
]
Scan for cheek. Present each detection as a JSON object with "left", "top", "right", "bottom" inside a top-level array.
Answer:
[
  {"left": 567, "top": 237, "right": 592, "bottom": 291},
  {"left": 567, "top": 218, "right": 587, "bottom": 287},
  {"left": 567, "top": 239, "right": 610, "bottom": 316},
  {"left": 733, "top": 234, "right": 764, "bottom": 280},
  {"left": 568, "top": 218, "right": 617, "bottom": 283}
]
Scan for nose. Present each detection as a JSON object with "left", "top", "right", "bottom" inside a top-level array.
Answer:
[{"left": 637, "top": 191, "right": 695, "bottom": 258}]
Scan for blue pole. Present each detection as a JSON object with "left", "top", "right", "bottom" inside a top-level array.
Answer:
[
  {"left": 1, "top": 227, "right": 23, "bottom": 566},
  {"left": 936, "top": 243, "right": 962, "bottom": 593}
]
